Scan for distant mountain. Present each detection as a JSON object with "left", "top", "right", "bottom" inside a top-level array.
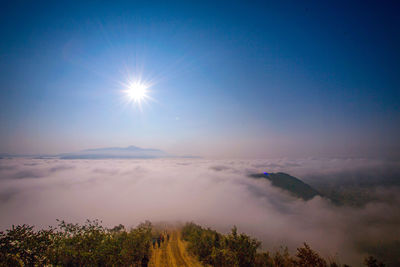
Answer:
[
  {"left": 0, "top": 153, "right": 56, "bottom": 159},
  {"left": 0, "top": 146, "right": 199, "bottom": 159},
  {"left": 59, "top": 145, "right": 169, "bottom": 159},
  {"left": 249, "top": 172, "right": 320, "bottom": 201}
]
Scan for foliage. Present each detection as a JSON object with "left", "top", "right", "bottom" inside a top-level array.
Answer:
[
  {"left": 294, "top": 243, "right": 327, "bottom": 267},
  {"left": 0, "top": 224, "right": 54, "bottom": 266},
  {"left": 182, "top": 222, "right": 388, "bottom": 267},
  {"left": 182, "top": 223, "right": 262, "bottom": 267},
  {"left": 0, "top": 220, "right": 152, "bottom": 267},
  {"left": 0, "top": 220, "right": 387, "bottom": 267}
]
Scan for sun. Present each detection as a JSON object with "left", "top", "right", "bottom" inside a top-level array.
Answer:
[
  {"left": 124, "top": 81, "right": 149, "bottom": 103},
  {"left": 120, "top": 75, "right": 155, "bottom": 110}
]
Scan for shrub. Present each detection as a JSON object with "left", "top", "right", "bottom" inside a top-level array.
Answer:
[{"left": 0, "top": 220, "right": 152, "bottom": 267}]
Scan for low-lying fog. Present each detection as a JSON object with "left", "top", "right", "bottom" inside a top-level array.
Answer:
[{"left": 1, "top": 157, "right": 399, "bottom": 266}]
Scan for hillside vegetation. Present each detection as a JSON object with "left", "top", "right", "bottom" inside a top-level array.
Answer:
[
  {"left": 0, "top": 220, "right": 386, "bottom": 267},
  {"left": 249, "top": 172, "right": 320, "bottom": 200}
]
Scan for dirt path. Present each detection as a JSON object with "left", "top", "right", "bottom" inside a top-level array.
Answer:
[{"left": 149, "top": 230, "right": 203, "bottom": 267}]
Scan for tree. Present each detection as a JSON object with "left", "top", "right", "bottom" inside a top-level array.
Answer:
[{"left": 294, "top": 243, "right": 327, "bottom": 267}]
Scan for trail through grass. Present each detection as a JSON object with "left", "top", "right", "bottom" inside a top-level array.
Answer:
[{"left": 149, "top": 230, "right": 203, "bottom": 267}]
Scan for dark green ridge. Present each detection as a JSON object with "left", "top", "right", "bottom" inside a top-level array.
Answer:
[{"left": 249, "top": 172, "right": 320, "bottom": 201}]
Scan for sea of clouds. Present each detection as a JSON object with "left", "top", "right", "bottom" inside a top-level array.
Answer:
[{"left": 1, "top": 157, "right": 399, "bottom": 266}]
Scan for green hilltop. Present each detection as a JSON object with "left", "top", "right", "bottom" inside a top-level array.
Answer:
[{"left": 249, "top": 172, "right": 320, "bottom": 201}]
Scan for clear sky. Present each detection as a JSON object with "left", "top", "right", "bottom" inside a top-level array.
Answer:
[{"left": 0, "top": 1, "right": 399, "bottom": 158}]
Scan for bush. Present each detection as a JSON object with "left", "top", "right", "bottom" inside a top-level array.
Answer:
[
  {"left": 181, "top": 222, "right": 358, "bottom": 267},
  {"left": 182, "top": 223, "right": 260, "bottom": 267},
  {"left": 294, "top": 243, "right": 327, "bottom": 267},
  {"left": 0, "top": 220, "right": 152, "bottom": 267}
]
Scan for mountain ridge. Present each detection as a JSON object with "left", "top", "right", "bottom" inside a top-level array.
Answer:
[
  {"left": 249, "top": 172, "right": 321, "bottom": 201},
  {"left": 59, "top": 145, "right": 169, "bottom": 159}
]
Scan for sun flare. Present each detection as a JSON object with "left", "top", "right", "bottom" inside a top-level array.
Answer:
[{"left": 124, "top": 81, "right": 149, "bottom": 103}]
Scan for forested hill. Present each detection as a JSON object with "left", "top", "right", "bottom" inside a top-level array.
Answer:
[{"left": 249, "top": 172, "right": 320, "bottom": 200}]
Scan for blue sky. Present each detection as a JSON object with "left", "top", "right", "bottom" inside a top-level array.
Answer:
[{"left": 0, "top": 1, "right": 399, "bottom": 158}]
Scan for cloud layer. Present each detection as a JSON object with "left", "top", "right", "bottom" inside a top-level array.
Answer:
[{"left": 1, "top": 157, "right": 399, "bottom": 265}]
